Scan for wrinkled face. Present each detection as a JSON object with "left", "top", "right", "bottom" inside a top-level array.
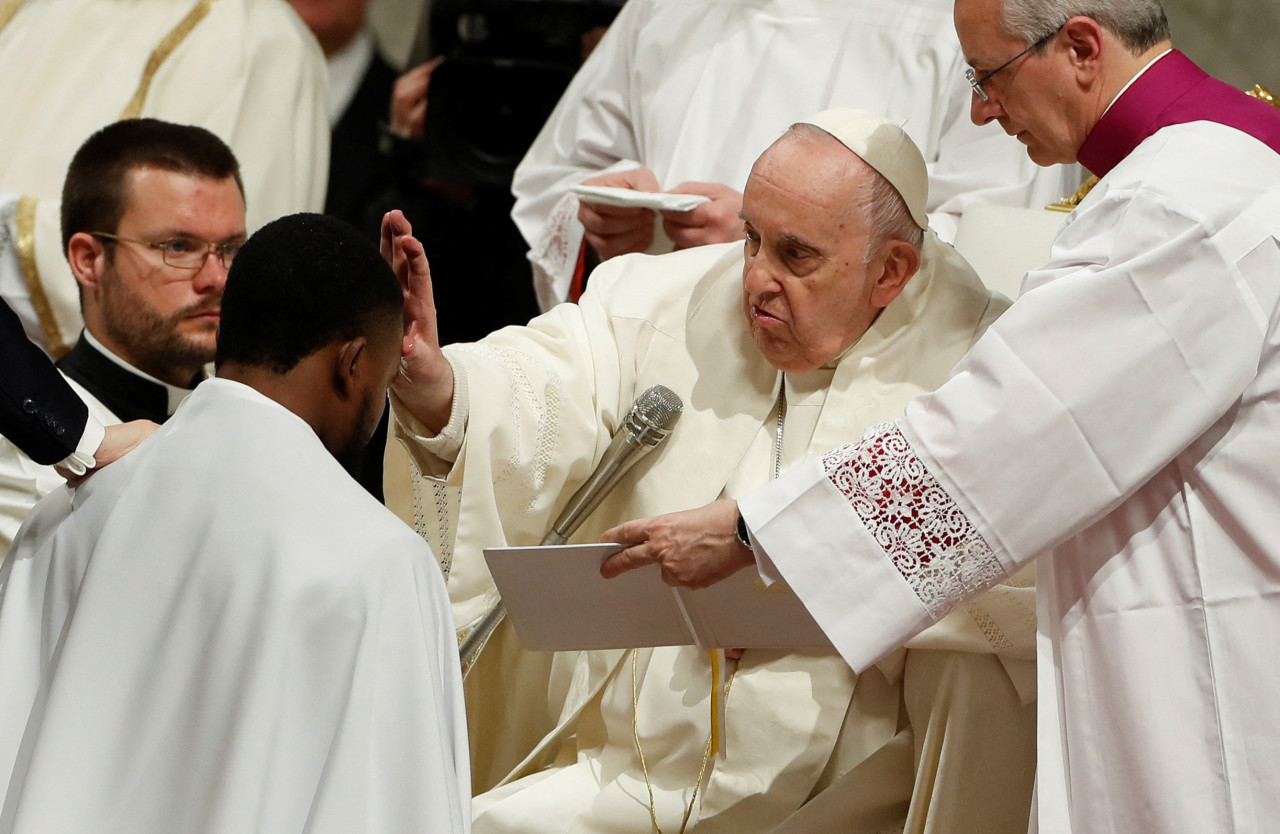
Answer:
[
  {"left": 955, "top": 0, "right": 1088, "bottom": 165},
  {"left": 740, "top": 134, "right": 887, "bottom": 374},
  {"left": 98, "top": 169, "right": 246, "bottom": 382}
]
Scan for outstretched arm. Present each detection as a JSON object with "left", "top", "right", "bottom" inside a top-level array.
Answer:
[
  {"left": 599, "top": 498, "right": 754, "bottom": 588},
  {"left": 383, "top": 210, "right": 454, "bottom": 434}
]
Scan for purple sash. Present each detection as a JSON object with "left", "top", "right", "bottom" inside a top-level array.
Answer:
[{"left": 1078, "top": 51, "right": 1280, "bottom": 177}]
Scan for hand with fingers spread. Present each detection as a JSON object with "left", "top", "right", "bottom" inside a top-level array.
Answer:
[
  {"left": 381, "top": 210, "right": 454, "bottom": 433},
  {"left": 577, "top": 167, "right": 661, "bottom": 261},
  {"left": 599, "top": 498, "right": 754, "bottom": 588},
  {"left": 389, "top": 56, "right": 445, "bottom": 140},
  {"left": 660, "top": 181, "right": 745, "bottom": 250}
]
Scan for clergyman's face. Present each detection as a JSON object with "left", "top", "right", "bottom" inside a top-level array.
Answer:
[
  {"left": 740, "top": 134, "right": 887, "bottom": 374},
  {"left": 954, "top": 0, "right": 1087, "bottom": 165},
  {"left": 98, "top": 168, "right": 246, "bottom": 382}
]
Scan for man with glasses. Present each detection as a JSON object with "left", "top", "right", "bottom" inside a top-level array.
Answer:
[
  {"left": 599, "top": 0, "right": 1280, "bottom": 831},
  {"left": 0, "top": 118, "right": 244, "bottom": 553}
]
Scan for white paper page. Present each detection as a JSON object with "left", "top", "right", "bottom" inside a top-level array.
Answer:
[
  {"left": 570, "top": 184, "right": 711, "bottom": 212},
  {"left": 485, "top": 544, "right": 833, "bottom": 650},
  {"left": 484, "top": 543, "right": 693, "bottom": 650},
  {"left": 678, "top": 570, "right": 832, "bottom": 649}
]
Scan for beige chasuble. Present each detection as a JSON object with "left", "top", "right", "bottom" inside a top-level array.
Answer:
[{"left": 396, "top": 236, "right": 1037, "bottom": 831}]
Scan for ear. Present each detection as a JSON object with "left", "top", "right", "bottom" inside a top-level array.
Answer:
[
  {"left": 66, "top": 232, "right": 108, "bottom": 292},
  {"left": 869, "top": 240, "right": 920, "bottom": 308},
  {"left": 331, "top": 336, "right": 368, "bottom": 402},
  {"left": 1060, "top": 15, "right": 1105, "bottom": 84}
]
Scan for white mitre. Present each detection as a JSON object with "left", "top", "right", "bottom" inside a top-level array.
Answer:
[
  {"left": 796, "top": 109, "right": 992, "bottom": 371},
  {"left": 797, "top": 108, "right": 931, "bottom": 229}
]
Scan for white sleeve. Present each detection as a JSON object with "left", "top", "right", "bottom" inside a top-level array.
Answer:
[
  {"left": 509, "top": 0, "right": 648, "bottom": 249},
  {"left": 741, "top": 178, "right": 1279, "bottom": 674}
]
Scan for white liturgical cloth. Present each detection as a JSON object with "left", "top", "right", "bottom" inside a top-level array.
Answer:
[{"left": 0, "top": 379, "right": 470, "bottom": 833}]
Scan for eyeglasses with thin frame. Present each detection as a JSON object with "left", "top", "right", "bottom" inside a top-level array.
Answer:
[
  {"left": 964, "top": 27, "right": 1061, "bottom": 101},
  {"left": 89, "top": 231, "right": 242, "bottom": 270}
]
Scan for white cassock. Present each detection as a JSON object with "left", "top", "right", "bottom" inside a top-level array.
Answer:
[
  {"left": 0, "top": 0, "right": 328, "bottom": 354},
  {"left": 741, "top": 125, "right": 1280, "bottom": 831},
  {"left": 396, "top": 238, "right": 1040, "bottom": 831},
  {"left": 0, "top": 378, "right": 470, "bottom": 833},
  {"left": 510, "top": 0, "right": 1074, "bottom": 309}
]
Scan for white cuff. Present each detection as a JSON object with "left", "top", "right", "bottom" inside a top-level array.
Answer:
[
  {"left": 60, "top": 414, "right": 105, "bottom": 476},
  {"left": 390, "top": 355, "right": 469, "bottom": 480}
]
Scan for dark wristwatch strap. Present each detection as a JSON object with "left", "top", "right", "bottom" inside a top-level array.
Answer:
[{"left": 734, "top": 512, "right": 752, "bottom": 549}]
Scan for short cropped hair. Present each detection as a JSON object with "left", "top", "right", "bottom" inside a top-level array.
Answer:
[
  {"left": 216, "top": 213, "right": 403, "bottom": 374},
  {"left": 61, "top": 118, "right": 243, "bottom": 254},
  {"left": 999, "top": 0, "right": 1170, "bottom": 55}
]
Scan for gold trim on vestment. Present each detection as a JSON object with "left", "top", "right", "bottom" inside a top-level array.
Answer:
[
  {"left": 0, "top": 0, "right": 24, "bottom": 38},
  {"left": 1247, "top": 84, "right": 1278, "bottom": 108},
  {"left": 15, "top": 197, "right": 69, "bottom": 357},
  {"left": 118, "top": 0, "right": 219, "bottom": 120},
  {"left": 1046, "top": 175, "right": 1099, "bottom": 213}
]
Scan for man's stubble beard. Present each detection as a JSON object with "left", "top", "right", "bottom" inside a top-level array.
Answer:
[{"left": 98, "top": 266, "right": 218, "bottom": 381}]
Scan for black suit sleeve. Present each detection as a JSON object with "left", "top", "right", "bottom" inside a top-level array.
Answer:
[{"left": 0, "top": 300, "right": 89, "bottom": 464}]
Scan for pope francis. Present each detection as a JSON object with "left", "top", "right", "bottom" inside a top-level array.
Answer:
[{"left": 390, "top": 109, "right": 1037, "bottom": 832}]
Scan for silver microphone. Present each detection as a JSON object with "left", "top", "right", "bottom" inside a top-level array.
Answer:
[
  {"left": 460, "top": 385, "right": 683, "bottom": 675},
  {"left": 543, "top": 384, "right": 683, "bottom": 546}
]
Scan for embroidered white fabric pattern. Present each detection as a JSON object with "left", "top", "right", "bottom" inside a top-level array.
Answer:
[
  {"left": 528, "top": 192, "right": 584, "bottom": 311},
  {"left": 450, "top": 343, "right": 564, "bottom": 515},
  {"left": 821, "top": 422, "right": 1005, "bottom": 619}
]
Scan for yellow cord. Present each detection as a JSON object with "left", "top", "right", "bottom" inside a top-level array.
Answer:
[{"left": 631, "top": 649, "right": 736, "bottom": 833}]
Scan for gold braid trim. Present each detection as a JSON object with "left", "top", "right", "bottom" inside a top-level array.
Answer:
[
  {"left": 1247, "top": 84, "right": 1277, "bottom": 109},
  {"left": 15, "top": 197, "right": 69, "bottom": 357},
  {"left": 118, "top": 0, "right": 219, "bottom": 120},
  {"left": 0, "top": 0, "right": 25, "bottom": 38},
  {"left": 1046, "top": 175, "right": 1099, "bottom": 213}
]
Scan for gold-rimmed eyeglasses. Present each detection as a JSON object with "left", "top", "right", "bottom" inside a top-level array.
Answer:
[
  {"left": 965, "top": 26, "right": 1061, "bottom": 101},
  {"left": 89, "top": 231, "right": 242, "bottom": 270}
]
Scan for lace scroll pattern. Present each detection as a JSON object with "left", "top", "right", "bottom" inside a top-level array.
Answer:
[
  {"left": 529, "top": 192, "right": 584, "bottom": 312},
  {"left": 821, "top": 422, "right": 1006, "bottom": 619}
]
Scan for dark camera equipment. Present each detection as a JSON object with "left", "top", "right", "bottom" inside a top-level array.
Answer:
[{"left": 411, "top": 0, "right": 625, "bottom": 186}]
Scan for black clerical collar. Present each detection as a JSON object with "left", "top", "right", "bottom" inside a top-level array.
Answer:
[{"left": 55, "top": 332, "right": 201, "bottom": 425}]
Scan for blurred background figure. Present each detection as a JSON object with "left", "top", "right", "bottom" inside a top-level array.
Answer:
[
  {"left": 290, "top": 0, "right": 404, "bottom": 235},
  {"left": 509, "top": 0, "right": 1077, "bottom": 310},
  {"left": 0, "top": 0, "right": 328, "bottom": 357},
  {"left": 303, "top": 0, "right": 622, "bottom": 344}
]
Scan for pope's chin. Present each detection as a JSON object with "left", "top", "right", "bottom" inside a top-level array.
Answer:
[{"left": 748, "top": 326, "right": 804, "bottom": 373}]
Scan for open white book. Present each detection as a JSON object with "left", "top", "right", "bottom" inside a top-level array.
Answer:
[{"left": 484, "top": 543, "right": 831, "bottom": 651}]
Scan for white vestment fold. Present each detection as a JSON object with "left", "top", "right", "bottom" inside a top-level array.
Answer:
[
  {"left": 397, "top": 238, "right": 1038, "bottom": 830},
  {"left": 0, "top": 378, "right": 470, "bottom": 833},
  {"left": 743, "top": 123, "right": 1280, "bottom": 832}
]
